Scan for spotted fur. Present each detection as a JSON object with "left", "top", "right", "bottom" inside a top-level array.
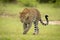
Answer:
[{"left": 19, "top": 8, "right": 49, "bottom": 35}]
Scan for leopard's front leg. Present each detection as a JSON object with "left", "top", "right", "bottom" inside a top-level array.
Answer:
[{"left": 23, "top": 23, "right": 32, "bottom": 34}]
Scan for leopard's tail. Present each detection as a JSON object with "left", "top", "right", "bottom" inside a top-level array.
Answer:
[{"left": 39, "top": 15, "right": 49, "bottom": 26}]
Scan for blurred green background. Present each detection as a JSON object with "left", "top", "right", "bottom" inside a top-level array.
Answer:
[{"left": 0, "top": 0, "right": 60, "bottom": 40}]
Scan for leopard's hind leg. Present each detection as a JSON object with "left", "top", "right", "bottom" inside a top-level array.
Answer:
[{"left": 33, "top": 21, "right": 39, "bottom": 35}]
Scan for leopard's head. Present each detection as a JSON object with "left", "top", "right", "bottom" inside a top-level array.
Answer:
[{"left": 20, "top": 12, "right": 29, "bottom": 23}]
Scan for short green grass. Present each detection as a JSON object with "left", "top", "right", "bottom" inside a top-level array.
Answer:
[{"left": 0, "top": 16, "right": 60, "bottom": 40}]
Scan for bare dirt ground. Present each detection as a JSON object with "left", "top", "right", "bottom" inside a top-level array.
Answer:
[
  {"left": 44, "top": 21, "right": 60, "bottom": 25},
  {"left": 48, "top": 21, "right": 60, "bottom": 25},
  {"left": 0, "top": 13, "right": 60, "bottom": 25}
]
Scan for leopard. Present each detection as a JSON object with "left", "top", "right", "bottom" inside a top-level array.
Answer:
[{"left": 19, "top": 8, "right": 49, "bottom": 35}]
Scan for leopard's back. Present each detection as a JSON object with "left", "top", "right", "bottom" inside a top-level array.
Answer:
[{"left": 20, "top": 8, "right": 41, "bottom": 23}]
